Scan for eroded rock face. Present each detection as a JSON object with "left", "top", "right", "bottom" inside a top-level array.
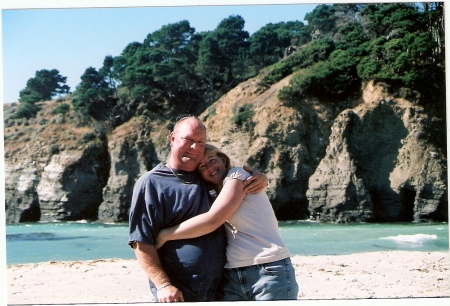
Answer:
[
  {"left": 4, "top": 114, "right": 172, "bottom": 224},
  {"left": 306, "top": 85, "right": 447, "bottom": 222},
  {"left": 4, "top": 159, "right": 40, "bottom": 223},
  {"left": 97, "top": 118, "right": 170, "bottom": 223},
  {"left": 4, "top": 140, "right": 110, "bottom": 223},
  {"left": 203, "top": 79, "right": 447, "bottom": 223},
  {"left": 306, "top": 110, "right": 374, "bottom": 223},
  {"left": 36, "top": 143, "right": 110, "bottom": 222},
  {"left": 200, "top": 76, "right": 342, "bottom": 220}
]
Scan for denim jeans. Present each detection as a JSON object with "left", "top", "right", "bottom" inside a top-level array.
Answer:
[{"left": 222, "top": 257, "right": 299, "bottom": 301}]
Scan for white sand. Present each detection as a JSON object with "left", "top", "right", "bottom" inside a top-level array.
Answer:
[{"left": 6, "top": 251, "right": 450, "bottom": 305}]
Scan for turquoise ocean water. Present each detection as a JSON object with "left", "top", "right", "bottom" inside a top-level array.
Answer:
[{"left": 5, "top": 221, "right": 449, "bottom": 265}]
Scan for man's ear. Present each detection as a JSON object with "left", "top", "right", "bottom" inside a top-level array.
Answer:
[{"left": 169, "top": 132, "right": 175, "bottom": 146}]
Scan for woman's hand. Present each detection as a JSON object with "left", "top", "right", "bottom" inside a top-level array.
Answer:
[{"left": 242, "top": 165, "right": 268, "bottom": 194}]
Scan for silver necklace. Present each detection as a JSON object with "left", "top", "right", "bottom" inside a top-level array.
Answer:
[{"left": 165, "top": 163, "right": 196, "bottom": 184}]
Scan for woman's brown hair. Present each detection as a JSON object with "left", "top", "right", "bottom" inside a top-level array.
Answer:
[{"left": 203, "top": 144, "right": 231, "bottom": 171}]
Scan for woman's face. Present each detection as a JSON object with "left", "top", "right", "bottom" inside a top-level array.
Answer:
[{"left": 198, "top": 152, "right": 227, "bottom": 185}]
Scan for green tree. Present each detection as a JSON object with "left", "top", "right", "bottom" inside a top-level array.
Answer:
[
  {"left": 195, "top": 15, "right": 254, "bottom": 103},
  {"left": 196, "top": 32, "right": 224, "bottom": 104},
  {"left": 279, "top": 21, "right": 311, "bottom": 47},
  {"left": 115, "top": 21, "right": 204, "bottom": 115},
  {"left": 305, "top": 4, "right": 337, "bottom": 36},
  {"left": 100, "top": 55, "right": 119, "bottom": 95},
  {"left": 335, "top": 22, "right": 368, "bottom": 51},
  {"left": 249, "top": 21, "right": 309, "bottom": 70},
  {"left": 112, "top": 41, "right": 143, "bottom": 84},
  {"left": 277, "top": 2, "right": 443, "bottom": 107},
  {"left": 333, "top": 3, "right": 364, "bottom": 27},
  {"left": 214, "top": 15, "right": 250, "bottom": 87},
  {"left": 422, "top": 2, "right": 444, "bottom": 57},
  {"left": 249, "top": 25, "right": 279, "bottom": 70},
  {"left": 19, "top": 69, "right": 70, "bottom": 103},
  {"left": 144, "top": 20, "right": 201, "bottom": 111},
  {"left": 66, "top": 2, "right": 444, "bottom": 127},
  {"left": 72, "top": 64, "right": 116, "bottom": 120},
  {"left": 359, "top": 3, "right": 422, "bottom": 38}
]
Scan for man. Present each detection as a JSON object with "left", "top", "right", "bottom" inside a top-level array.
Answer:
[{"left": 128, "top": 115, "right": 267, "bottom": 302}]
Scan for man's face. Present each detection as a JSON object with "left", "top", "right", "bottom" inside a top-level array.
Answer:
[{"left": 170, "top": 118, "right": 206, "bottom": 171}]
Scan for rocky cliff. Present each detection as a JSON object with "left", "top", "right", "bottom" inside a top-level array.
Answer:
[
  {"left": 199, "top": 78, "right": 447, "bottom": 222},
  {"left": 97, "top": 117, "right": 170, "bottom": 222},
  {"left": 3, "top": 79, "right": 448, "bottom": 223},
  {"left": 306, "top": 84, "right": 448, "bottom": 222}
]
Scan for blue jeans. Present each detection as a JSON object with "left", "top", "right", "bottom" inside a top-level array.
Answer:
[{"left": 222, "top": 258, "right": 299, "bottom": 301}]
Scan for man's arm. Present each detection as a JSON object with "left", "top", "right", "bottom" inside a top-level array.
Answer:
[
  {"left": 132, "top": 242, "right": 184, "bottom": 302},
  {"left": 243, "top": 165, "right": 269, "bottom": 194}
]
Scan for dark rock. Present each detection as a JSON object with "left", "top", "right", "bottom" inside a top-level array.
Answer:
[{"left": 306, "top": 83, "right": 447, "bottom": 222}]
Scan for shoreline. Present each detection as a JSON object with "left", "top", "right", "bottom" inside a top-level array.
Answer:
[{"left": 6, "top": 250, "right": 450, "bottom": 304}]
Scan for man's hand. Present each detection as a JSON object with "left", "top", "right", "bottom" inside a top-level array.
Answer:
[
  {"left": 157, "top": 284, "right": 184, "bottom": 302},
  {"left": 243, "top": 165, "right": 268, "bottom": 194},
  {"left": 133, "top": 242, "right": 184, "bottom": 302}
]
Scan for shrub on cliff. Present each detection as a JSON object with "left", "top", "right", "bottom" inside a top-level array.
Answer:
[
  {"left": 52, "top": 103, "right": 70, "bottom": 115},
  {"left": 279, "top": 49, "right": 359, "bottom": 103},
  {"left": 231, "top": 104, "right": 254, "bottom": 128},
  {"left": 79, "top": 132, "right": 97, "bottom": 145},
  {"left": 261, "top": 37, "right": 335, "bottom": 87},
  {"left": 11, "top": 102, "right": 40, "bottom": 119}
]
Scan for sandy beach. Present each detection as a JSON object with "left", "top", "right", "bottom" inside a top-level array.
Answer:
[{"left": 6, "top": 251, "right": 450, "bottom": 305}]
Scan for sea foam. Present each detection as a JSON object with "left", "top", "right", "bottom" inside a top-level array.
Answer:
[{"left": 380, "top": 234, "right": 438, "bottom": 244}]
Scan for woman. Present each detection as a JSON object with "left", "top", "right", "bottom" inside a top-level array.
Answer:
[{"left": 156, "top": 144, "right": 299, "bottom": 301}]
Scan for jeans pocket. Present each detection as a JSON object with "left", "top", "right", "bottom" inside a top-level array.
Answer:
[{"left": 260, "top": 261, "right": 287, "bottom": 275}]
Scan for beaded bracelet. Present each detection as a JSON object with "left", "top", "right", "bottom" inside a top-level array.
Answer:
[{"left": 157, "top": 283, "right": 171, "bottom": 291}]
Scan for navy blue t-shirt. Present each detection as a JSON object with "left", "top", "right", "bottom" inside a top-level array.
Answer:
[{"left": 128, "top": 163, "right": 226, "bottom": 302}]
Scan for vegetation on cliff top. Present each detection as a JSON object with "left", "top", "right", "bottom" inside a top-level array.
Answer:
[{"left": 7, "top": 3, "right": 445, "bottom": 131}]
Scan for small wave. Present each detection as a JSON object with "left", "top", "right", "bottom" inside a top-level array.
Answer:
[
  {"left": 380, "top": 234, "right": 438, "bottom": 244},
  {"left": 70, "top": 220, "right": 88, "bottom": 224},
  {"left": 36, "top": 220, "right": 62, "bottom": 224},
  {"left": 303, "top": 219, "right": 320, "bottom": 223}
]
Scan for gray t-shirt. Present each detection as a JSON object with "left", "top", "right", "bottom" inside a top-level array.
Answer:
[{"left": 128, "top": 163, "right": 226, "bottom": 302}]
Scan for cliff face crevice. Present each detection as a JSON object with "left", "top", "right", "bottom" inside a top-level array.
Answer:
[
  {"left": 4, "top": 159, "right": 41, "bottom": 223},
  {"left": 306, "top": 84, "right": 447, "bottom": 223},
  {"left": 98, "top": 118, "right": 167, "bottom": 222},
  {"left": 200, "top": 76, "right": 353, "bottom": 220},
  {"left": 3, "top": 79, "right": 447, "bottom": 223},
  {"left": 306, "top": 109, "right": 375, "bottom": 223},
  {"left": 36, "top": 140, "right": 110, "bottom": 222}
]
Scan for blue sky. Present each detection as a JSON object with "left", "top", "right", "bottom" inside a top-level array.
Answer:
[{"left": 1, "top": 1, "right": 320, "bottom": 103}]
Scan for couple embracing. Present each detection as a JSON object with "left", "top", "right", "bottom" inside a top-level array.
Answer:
[{"left": 128, "top": 115, "right": 298, "bottom": 302}]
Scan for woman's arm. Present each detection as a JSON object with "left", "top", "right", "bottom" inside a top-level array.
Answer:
[{"left": 156, "top": 178, "right": 246, "bottom": 249}]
